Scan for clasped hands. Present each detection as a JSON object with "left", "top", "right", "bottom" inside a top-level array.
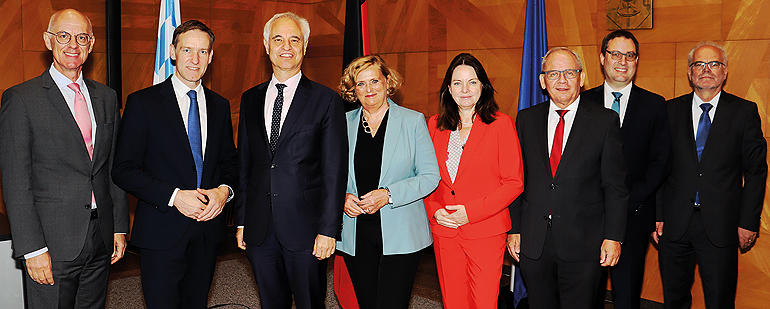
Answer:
[
  {"left": 174, "top": 187, "right": 229, "bottom": 221},
  {"left": 434, "top": 205, "right": 469, "bottom": 229},
  {"left": 343, "top": 190, "right": 389, "bottom": 217}
]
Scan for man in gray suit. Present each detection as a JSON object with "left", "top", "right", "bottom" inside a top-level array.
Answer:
[{"left": 0, "top": 9, "right": 129, "bottom": 308}]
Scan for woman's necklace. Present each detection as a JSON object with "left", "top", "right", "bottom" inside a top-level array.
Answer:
[{"left": 361, "top": 113, "right": 373, "bottom": 134}]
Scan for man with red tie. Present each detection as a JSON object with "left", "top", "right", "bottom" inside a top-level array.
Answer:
[{"left": 508, "top": 47, "right": 629, "bottom": 309}]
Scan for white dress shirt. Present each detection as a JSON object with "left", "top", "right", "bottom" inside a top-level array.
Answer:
[
  {"left": 603, "top": 81, "right": 632, "bottom": 126},
  {"left": 547, "top": 97, "right": 581, "bottom": 155},
  {"left": 691, "top": 91, "right": 721, "bottom": 140}
]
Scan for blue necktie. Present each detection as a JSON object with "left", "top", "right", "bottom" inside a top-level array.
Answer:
[
  {"left": 695, "top": 103, "right": 712, "bottom": 161},
  {"left": 694, "top": 103, "right": 712, "bottom": 204},
  {"left": 611, "top": 91, "right": 622, "bottom": 114},
  {"left": 187, "top": 90, "right": 203, "bottom": 188},
  {"left": 270, "top": 84, "right": 287, "bottom": 154}
]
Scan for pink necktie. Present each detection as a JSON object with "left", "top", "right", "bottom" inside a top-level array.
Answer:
[
  {"left": 68, "top": 83, "right": 93, "bottom": 158},
  {"left": 68, "top": 83, "right": 96, "bottom": 206}
]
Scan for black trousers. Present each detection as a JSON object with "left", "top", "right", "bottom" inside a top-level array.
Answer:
[
  {"left": 342, "top": 216, "right": 422, "bottom": 309},
  {"left": 245, "top": 218, "right": 327, "bottom": 309},
  {"left": 659, "top": 211, "right": 738, "bottom": 309},
  {"left": 520, "top": 226, "right": 603, "bottom": 309},
  {"left": 25, "top": 212, "right": 110, "bottom": 309},
  {"left": 139, "top": 222, "right": 221, "bottom": 309},
  {"left": 595, "top": 228, "right": 651, "bottom": 309}
]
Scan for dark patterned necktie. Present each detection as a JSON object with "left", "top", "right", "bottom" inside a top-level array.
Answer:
[{"left": 270, "top": 84, "right": 287, "bottom": 154}]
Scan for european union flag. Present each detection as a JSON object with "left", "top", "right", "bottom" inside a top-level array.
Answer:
[{"left": 518, "top": 0, "right": 548, "bottom": 110}]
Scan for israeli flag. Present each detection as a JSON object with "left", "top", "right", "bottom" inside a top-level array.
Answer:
[{"left": 153, "top": 0, "right": 180, "bottom": 85}]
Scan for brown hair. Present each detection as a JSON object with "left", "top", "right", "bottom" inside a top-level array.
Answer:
[
  {"left": 436, "top": 53, "right": 498, "bottom": 131},
  {"left": 172, "top": 20, "right": 215, "bottom": 49}
]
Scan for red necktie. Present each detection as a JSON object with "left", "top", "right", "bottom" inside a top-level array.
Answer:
[{"left": 550, "top": 110, "right": 568, "bottom": 177}]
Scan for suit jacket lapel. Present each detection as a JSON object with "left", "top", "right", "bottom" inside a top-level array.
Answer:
[
  {"left": 273, "top": 76, "right": 310, "bottom": 155},
  {"left": 346, "top": 108, "right": 361, "bottom": 194},
  {"left": 158, "top": 78, "right": 195, "bottom": 161},
  {"left": 532, "top": 102, "right": 552, "bottom": 178},
  {"left": 85, "top": 79, "right": 107, "bottom": 169},
  {"left": 455, "top": 116, "right": 487, "bottom": 179},
  {"left": 42, "top": 71, "right": 91, "bottom": 160},
  {"left": 433, "top": 128, "right": 453, "bottom": 189},
  {"left": 676, "top": 93, "right": 700, "bottom": 163},
  {"left": 556, "top": 101, "right": 591, "bottom": 178},
  {"left": 380, "top": 101, "right": 402, "bottom": 185},
  {"left": 202, "top": 87, "right": 220, "bottom": 170},
  {"left": 701, "top": 91, "right": 733, "bottom": 163}
]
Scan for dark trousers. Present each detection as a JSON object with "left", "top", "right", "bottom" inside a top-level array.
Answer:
[
  {"left": 139, "top": 222, "right": 220, "bottom": 309},
  {"left": 659, "top": 211, "right": 738, "bottom": 309},
  {"left": 245, "top": 218, "right": 327, "bottom": 309},
  {"left": 520, "top": 227, "right": 603, "bottom": 309},
  {"left": 595, "top": 229, "right": 651, "bottom": 309},
  {"left": 25, "top": 213, "right": 110, "bottom": 309},
  {"left": 342, "top": 216, "right": 422, "bottom": 309}
]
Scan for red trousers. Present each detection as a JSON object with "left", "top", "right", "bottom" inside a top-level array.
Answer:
[{"left": 433, "top": 233, "right": 506, "bottom": 309}]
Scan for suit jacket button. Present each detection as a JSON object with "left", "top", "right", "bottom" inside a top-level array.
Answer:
[
  {"left": 698, "top": 173, "right": 703, "bottom": 177},
  {"left": 91, "top": 175, "right": 95, "bottom": 180},
  {"left": 451, "top": 190, "right": 455, "bottom": 195},
  {"left": 84, "top": 204, "right": 90, "bottom": 209},
  {"left": 550, "top": 184, "right": 555, "bottom": 190},
  {"left": 266, "top": 192, "right": 270, "bottom": 196},
  {"left": 273, "top": 193, "right": 278, "bottom": 197},
  {"left": 271, "top": 164, "right": 277, "bottom": 169}
]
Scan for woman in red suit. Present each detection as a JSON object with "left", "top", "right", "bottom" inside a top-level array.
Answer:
[{"left": 426, "top": 53, "right": 524, "bottom": 309}]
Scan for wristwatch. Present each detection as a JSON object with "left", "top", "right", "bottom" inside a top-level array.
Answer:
[{"left": 384, "top": 187, "right": 393, "bottom": 204}]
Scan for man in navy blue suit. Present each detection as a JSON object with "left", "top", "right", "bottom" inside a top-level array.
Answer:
[
  {"left": 234, "top": 12, "right": 347, "bottom": 309},
  {"left": 582, "top": 30, "right": 672, "bottom": 309},
  {"left": 112, "top": 20, "right": 237, "bottom": 309}
]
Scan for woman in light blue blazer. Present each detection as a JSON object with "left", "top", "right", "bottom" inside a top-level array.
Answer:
[{"left": 336, "top": 55, "right": 440, "bottom": 309}]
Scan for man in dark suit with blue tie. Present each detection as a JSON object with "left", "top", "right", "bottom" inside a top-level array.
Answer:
[
  {"left": 234, "top": 12, "right": 347, "bottom": 309},
  {"left": 112, "top": 20, "right": 237, "bottom": 308},
  {"left": 582, "top": 30, "right": 672, "bottom": 309},
  {"left": 653, "top": 42, "right": 766, "bottom": 309}
]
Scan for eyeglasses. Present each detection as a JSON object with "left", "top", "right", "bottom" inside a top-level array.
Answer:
[
  {"left": 605, "top": 50, "right": 638, "bottom": 61},
  {"left": 542, "top": 69, "right": 581, "bottom": 80},
  {"left": 46, "top": 31, "right": 92, "bottom": 46},
  {"left": 689, "top": 61, "right": 725, "bottom": 71}
]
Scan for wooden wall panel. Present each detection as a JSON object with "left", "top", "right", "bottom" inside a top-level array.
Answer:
[{"left": 2, "top": 1, "right": 770, "bottom": 308}]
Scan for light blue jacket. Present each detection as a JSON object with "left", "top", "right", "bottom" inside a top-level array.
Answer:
[{"left": 336, "top": 101, "right": 440, "bottom": 255}]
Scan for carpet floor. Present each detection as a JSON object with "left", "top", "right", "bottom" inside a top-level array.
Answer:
[{"left": 105, "top": 255, "right": 443, "bottom": 309}]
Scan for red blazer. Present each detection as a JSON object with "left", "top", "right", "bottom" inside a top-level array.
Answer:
[{"left": 425, "top": 112, "right": 524, "bottom": 239}]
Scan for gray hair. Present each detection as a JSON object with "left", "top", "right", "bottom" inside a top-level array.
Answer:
[
  {"left": 541, "top": 47, "right": 583, "bottom": 72},
  {"left": 687, "top": 41, "right": 728, "bottom": 65},
  {"left": 263, "top": 12, "right": 310, "bottom": 48}
]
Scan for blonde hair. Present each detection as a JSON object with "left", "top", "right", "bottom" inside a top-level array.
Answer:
[{"left": 339, "top": 54, "right": 403, "bottom": 102}]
